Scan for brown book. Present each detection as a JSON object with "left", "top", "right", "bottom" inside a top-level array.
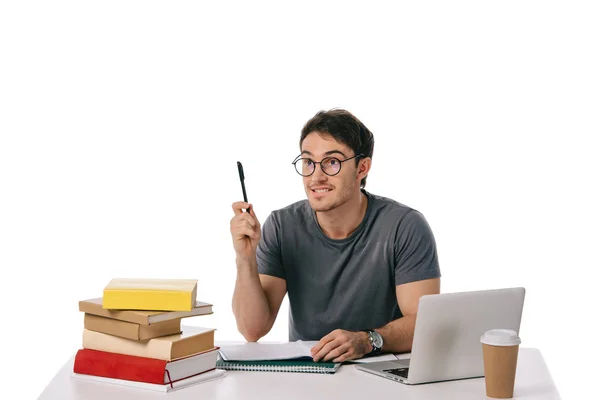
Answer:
[
  {"left": 82, "top": 326, "right": 215, "bottom": 361},
  {"left": 84, "top": 313, "right": 181, "bottom": 340},
  {"left": 79, "top": 298, "right": 212, "bottom": 325}
]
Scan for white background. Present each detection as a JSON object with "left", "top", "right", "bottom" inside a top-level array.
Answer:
[{"left": 1, "top": 1, "right": 598, "bottom": 399}]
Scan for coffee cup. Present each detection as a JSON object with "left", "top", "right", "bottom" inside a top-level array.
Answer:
[{"left": 480, "top": 329, "right": 521, "bottom": 398}]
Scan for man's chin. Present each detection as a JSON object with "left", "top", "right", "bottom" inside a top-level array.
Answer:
[{"left": 308, "top": 199, "right": 337, "bottom": 213}]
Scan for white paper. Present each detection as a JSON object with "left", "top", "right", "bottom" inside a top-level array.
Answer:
[
  {"left": 219, "top": 340, "right": 401, "bottom": 363},
  {"left": 219, "top": 341, "right": 315, "bottom": 361},
  {"left": 71, "top": 369, "right": 225, "bottom": 392}
]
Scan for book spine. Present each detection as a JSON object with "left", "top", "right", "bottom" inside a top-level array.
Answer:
[
  {"left": 74, "top": 349, "right": 167, "bottom": 384},
  {"left": 103, "top": 289, "right": 194, "bottom": 311},
  {"left": 83, "top": 329, "right": 173, "bottom": 361},
  {"left": 79, "top": 300, "right": 149, "bottom": 324},
  {"left": 84, "top": 314, "right": 140, "bottom": 340},
  {"left": 137, "top": 318, "right": 181, "bottom": 340},
  {"left": 84, "top": 314, "right": 182, "bottom": 340}
]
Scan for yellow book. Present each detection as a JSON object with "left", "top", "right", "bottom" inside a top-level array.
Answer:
[{"left": 103, "top": 278, "right": 198, "bottom": 311}]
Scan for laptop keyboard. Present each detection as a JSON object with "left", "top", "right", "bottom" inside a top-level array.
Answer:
[{"left": 383, "top": 367, "right": 409, "bottom": 378}]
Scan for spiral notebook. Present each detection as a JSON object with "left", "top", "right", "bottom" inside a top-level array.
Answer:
[
  {"left": 216, "top": 341, "right": 340, "bottom": 374},
  {"left": 216, "top": 358, "right": 340, "bottom": 373}
]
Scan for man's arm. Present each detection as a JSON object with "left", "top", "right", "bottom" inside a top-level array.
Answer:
[
  {"left": 374, "top": 209, "right": 441, "bottom": 353},
  {"left": 232, "top": 262, "right": 287, "bottom": 342},
  {"left": 230, "top": 201, "right": 287, "bottom": 342},
  {"left": 374, "top": 277, "right": 440, "bottom": 353},
  {"left": 311, "top": 277, "right": 440, "bottom": 361}
]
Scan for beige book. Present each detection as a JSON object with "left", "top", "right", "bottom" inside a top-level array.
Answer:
[
  {"left": 84, "top": 313, "right": 181, "bottom": 340},
  {"left": 79, "top": 298, "right": 213, "bottom": 325},
  {"left": 82, "top": 326, "right": 215, "bottom": 361}
]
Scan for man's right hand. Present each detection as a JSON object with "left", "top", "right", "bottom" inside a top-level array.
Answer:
[{"left": 230, "top": 202, "right": 261, "bottom": 260}]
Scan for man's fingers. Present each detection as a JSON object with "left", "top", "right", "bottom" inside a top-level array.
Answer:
[
  {"left": 310, "top": 332, "right": 336, "bottom": 357},
  {"left": 322, "top": 343, "right": 348, "bottom": 362},
  {"left": 332, "top": 350, "right": 352, "bottom": 363},
  {"left": 313, "top": 338, "right": 340, "bottom": 362},
  {"left": 234, "top": 213, "right": 257, "bottom": 228},
  {"left": 232, "top": 201, "right": 251, "bottom": 215},
  {"left": 230, "top": 213, "right": 259, "bottom": 231},
  {"left": 311, "top": 329, "right": 341, "bottom": 359},
  {"left": 310, "top": 343, "right": 323, "bottom": 357},
  {"left": 237, "top": 219, "right": 259, "bottom": 235},
  {"left": 248, "top": 205, "right": 258, "bottom": 218},
  {"left": 234, "top": 225, "right": 260, "bottom": 240},
  {"left": 310, "top": 340, "right": 327, "bottom": 359}
]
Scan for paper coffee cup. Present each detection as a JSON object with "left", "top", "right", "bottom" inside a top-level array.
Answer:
[{"left": 480, "top": 329, "right": 521, "bottom": 399}]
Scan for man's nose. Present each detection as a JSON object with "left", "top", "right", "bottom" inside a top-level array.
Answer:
[{"left": 311, "top": 164, "right": 328, "bottom": 183}]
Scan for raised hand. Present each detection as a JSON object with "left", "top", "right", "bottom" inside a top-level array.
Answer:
[{"left": 230, "top": 202, "right": 261, "bottom": 260}]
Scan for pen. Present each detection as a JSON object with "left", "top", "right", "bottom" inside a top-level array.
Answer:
[{"left": 237, "top": 161, "right": 248, "bottom": 210}]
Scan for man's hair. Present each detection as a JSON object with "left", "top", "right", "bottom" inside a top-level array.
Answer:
[{"left": 300, "top": 109, "right": 374, "bottom": 188}]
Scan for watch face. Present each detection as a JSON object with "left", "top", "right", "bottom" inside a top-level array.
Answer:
[{"left": 371, "top": 331, "right": 384, "bottom": 348}]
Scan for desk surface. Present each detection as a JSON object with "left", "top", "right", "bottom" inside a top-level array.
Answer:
[{"left": 39, "top": 347, "right": 560, "bottom": 400}]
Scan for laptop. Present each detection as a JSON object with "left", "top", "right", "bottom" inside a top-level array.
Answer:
[{"left": 356, "top": 287, "right": 525, "bottom": 384}]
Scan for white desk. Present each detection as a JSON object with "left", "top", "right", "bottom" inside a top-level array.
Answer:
[{"left": 38, "top": 347, "right": 560, "bottom": 399}]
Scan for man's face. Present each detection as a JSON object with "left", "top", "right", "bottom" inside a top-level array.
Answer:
[{"left": 299, "top": 132, "right": 361, "bottom": 212}]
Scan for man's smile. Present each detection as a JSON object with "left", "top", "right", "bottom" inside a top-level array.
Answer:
[{"left": 310, "top": 186, "right": 333, "bottom": 196}]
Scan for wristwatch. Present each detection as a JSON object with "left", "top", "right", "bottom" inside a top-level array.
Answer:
[{"left": 362, "top": 329, "right": 383, "bottom": 355}]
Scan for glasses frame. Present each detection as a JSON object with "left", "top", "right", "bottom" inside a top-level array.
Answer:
[{"left": 291, "top": 153, "right": 364, "bottom": 177}]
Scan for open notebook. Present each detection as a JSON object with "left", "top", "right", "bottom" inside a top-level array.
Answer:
[{"left": 217, "top": 341, "right": 340, "bottom": 374}]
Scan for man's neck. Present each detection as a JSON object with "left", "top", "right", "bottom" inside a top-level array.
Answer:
[{"left": 316, "top": 190, "right": 368, "bottom": 240}]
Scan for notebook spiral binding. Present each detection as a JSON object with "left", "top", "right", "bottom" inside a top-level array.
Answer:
[{"left": 216, "top": 359, "right": 339, "bottom": 374}]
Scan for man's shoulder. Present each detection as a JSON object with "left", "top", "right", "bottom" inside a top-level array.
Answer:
[
  {"left": 365, "top": 191, "right": 435, "bottom": 236},
  {"left": 269, "top": 199, "right": 311, "bottom": 223},
  {"left": 366, "top": 191, "right": 417, "bottom": 219},
  {"left": 366, "top": 192, "right": 437, "bottom": 257}
]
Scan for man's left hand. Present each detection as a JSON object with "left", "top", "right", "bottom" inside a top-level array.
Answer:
[{"left": 310, "top": 329, "right": 371, "bottom": 362}]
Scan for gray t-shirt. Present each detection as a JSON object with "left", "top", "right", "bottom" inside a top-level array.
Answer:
[{"left": 256, "top": 190, "right": 441, "bottom": 341}]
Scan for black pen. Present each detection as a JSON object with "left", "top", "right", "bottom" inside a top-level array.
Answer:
[{"left": 237, "top": 161, "right": 249, "bottom": 211}]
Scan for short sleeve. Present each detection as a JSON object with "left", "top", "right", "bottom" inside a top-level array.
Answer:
[
  {"left": 394, "top": 210, "right": 441, "bottom": 286},
  {"left": 256, "top": 212, "right": 286, "bottom": 279}
]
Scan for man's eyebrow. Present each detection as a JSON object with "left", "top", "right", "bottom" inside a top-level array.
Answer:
[
  {"left": 300, "top": 150, "right": 347, "bottom": 158},
  {"left": 324, "top": 150, "right": 347, "bottom": 157}
]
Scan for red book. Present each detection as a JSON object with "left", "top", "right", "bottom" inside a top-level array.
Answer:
[{"left": 73, "top": 347, "right": 219, "bottom": 385}]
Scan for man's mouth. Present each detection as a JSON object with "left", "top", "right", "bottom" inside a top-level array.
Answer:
[{"left": 311, "top": 188, "right": 332, "bottom": 193}]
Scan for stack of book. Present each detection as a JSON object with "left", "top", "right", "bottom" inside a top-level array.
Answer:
[{"left": 72, "top": 278, "right": 225, "bottom": 392}]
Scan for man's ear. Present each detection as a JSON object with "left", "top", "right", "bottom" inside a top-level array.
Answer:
[{"left": 358, "top": 157, "right": 372, "bottom": 180}]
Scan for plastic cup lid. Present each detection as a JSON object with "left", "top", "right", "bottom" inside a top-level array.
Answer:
[{"left": 480, "top": 329, "right": 521, "bottom": 346}]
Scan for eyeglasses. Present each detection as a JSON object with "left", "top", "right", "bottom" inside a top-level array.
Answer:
[{"left": 292, "top": 153, "right": 364, "bottom": 177}]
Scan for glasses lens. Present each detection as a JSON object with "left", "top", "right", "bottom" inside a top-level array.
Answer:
[
  {"left": 321, "top": 157, "right": 341, "bottom": 175},
  {"left": 295, "top": 158, "right": 314, "bottom": 176}
]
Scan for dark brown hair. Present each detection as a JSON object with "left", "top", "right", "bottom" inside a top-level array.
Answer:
[{"left": 300, "top": 109, "right": 374, "bottom": 188}]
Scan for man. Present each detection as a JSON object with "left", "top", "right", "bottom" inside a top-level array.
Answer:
[{"left": 230, "top": 109, "right": 441, "bottom": 363}]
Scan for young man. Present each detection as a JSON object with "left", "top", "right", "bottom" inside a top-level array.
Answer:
[{"left": 230, "top": 109, "right": 441, "bottom": 363}]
